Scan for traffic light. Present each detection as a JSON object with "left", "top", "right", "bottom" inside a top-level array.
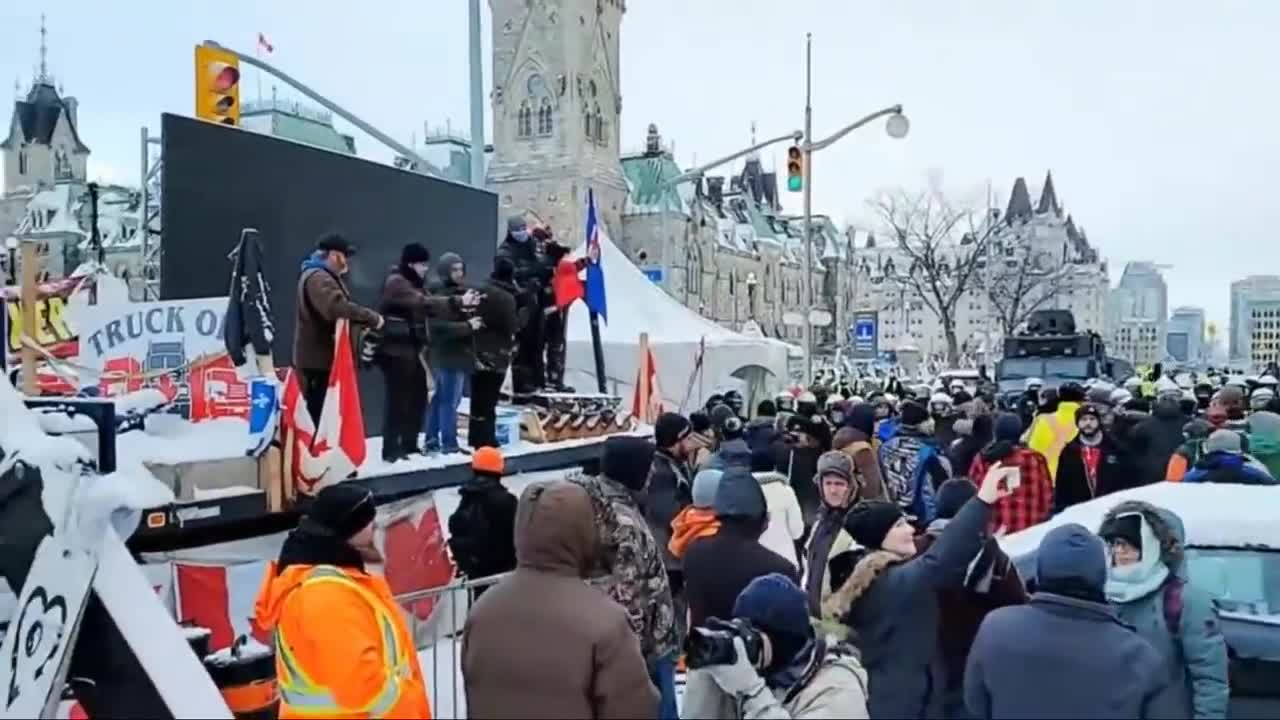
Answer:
[
  {"left": 194, "top": 45, "right": 241, "bottom": 126},
  {"left": 786, "top": 145, "right": 804, "bottom": 192}
]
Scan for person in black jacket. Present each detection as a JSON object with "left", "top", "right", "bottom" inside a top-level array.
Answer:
[
  {"left": 447, "top": 447, "right": 518, "bottom": 598},
  {"left": 376, "top": 242, "right": 473, "bottom": 462},
  {"left": 497, "top": 215, "right": 552, "bottom": 394},
  {"left": 426, "top": 253, "right": 482, "bottom": 454},
  {"left": 1129, "top": 394, "right": 1189, "bottom": 486},
  {"left": 469, "top": 257, "right": 521, "bottom": 449},
  {"left": 683, "top": 467, "right": 799, "bottom": 628},
  {"left": 1055, "top": 404, "right": 1134, "bottom": 513}
]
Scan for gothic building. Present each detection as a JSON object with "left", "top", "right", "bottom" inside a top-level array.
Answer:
[{"left": 486, "top": 0, "right": 629, "bottom": 246}]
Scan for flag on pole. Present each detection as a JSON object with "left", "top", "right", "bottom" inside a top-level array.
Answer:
[
  {"left": 631, "top": 340, "right": 663, "bottom": 423},
  {"left": 584, "top": 189, "right": 608, "bottom": 322},
  {"left": 279, "top": 319, "right": 367, "bottom": 494},
  {"left": 553, "top": 257, "right": 584, "bottom": 310},
  {"left": 257, "top": 32, "right": 274, "bottom": 54}
]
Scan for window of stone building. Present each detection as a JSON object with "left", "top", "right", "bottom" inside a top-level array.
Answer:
[
  {"left": 583, "top": 104, "right": 593, "bottom": 141},
  {"left": 537, "top": 97, "right": 554, "bottom": 135},
  {"left": 517, "top": 101, "right": 533, "bottom": 138},
  {"left": 593, "top": 103, "right": 606, "bottom": 144},
  {"left": 18, "top": 151, "right": 27, "bottom": 175}
]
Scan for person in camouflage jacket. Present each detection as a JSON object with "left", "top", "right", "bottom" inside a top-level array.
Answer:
[{"left": 565, "top": 439, "right": 678, "bottom": 683}]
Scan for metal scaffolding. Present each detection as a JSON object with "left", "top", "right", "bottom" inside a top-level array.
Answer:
[{"left": 139, "top": 125, "right": 162, "bottom": 300}]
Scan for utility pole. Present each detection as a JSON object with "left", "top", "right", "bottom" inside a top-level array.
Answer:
[
  {"left": 468, "top": 0, "right": 486, "bottom": 188},
  {"left": 802, "top": 33, "right": 815, "bottom": 383}
]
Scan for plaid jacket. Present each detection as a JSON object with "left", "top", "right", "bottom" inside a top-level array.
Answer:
[{"left": 968, "top": 446, "right": 1053, "bottom": 534}]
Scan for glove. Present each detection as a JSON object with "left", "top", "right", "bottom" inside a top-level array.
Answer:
[{"left": 706, "top": 637, "right": 768, "bottom": 699}]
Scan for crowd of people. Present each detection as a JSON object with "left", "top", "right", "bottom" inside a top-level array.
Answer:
[
  {"left": 441, "top": 361, "right": 1280, "bottom": 718},
  {"left": 290, "top": 218, "right": 582, "bottom": 464}
]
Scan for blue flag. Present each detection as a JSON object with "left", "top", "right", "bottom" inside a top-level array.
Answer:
[{"left": 584, "top": 189, "right": 608, "bottom": 323}]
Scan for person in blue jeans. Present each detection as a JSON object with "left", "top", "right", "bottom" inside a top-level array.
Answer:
[
  {"left": 650, "top": 654, "right": 678, "bottom": 720},
  {"left": 425, "top": 252, "right": 482, "bottom": 454}
]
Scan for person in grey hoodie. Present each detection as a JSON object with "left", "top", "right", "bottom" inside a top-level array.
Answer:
[
  {"left": 1099, "top": 502, "right": 1229, "bottom": 719},
  {"left": 425, "top": 252, "right": 481, "bottom": 454},
  {"left": 965, "top": 523, "right": 1169, "bottom": 719}
]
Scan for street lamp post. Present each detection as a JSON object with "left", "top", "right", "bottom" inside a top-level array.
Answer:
[{"left": 799, "top": 32, "right": 909, "bottom": 383}]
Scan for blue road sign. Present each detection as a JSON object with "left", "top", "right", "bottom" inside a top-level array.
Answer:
[
  {"left": 850, "top": 311, "right": 879, "bottom": 357},
  {"left": 642, "top": 267, "right": 664, "bottom": 284}
]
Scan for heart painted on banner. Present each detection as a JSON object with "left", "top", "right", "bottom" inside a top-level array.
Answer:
[{"left": 6, "top": 587, "right": 68, "bottom": 709}]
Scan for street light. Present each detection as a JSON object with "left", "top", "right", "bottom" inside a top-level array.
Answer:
[{"left": 4, "top": 236, "right": 17, "bottom": 286}]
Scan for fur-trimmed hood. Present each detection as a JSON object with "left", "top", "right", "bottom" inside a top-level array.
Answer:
[
  {"left": 821, "top": 548, "right": 905, "bottom": 620},
  {"left": 1099, "top": 500, "right": 1185, "bottom": 575}
]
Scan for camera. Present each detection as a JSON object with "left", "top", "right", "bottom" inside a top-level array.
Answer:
[{"left": 685, "top": 618, "right": 769, "bottom": 670}]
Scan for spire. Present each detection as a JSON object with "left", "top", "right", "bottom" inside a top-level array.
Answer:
[
  {"left": 37, "top": 14, "right": 49, "bottom": 83},
  {"left": 747, "top": 120, "right": 760, "bottom": 161},
  {"left": 1036, "top": 170, "right": 1061, "bottom": 216},
  {"left": 1005, "top": 177, "right": 1033, "bottom": 224}
]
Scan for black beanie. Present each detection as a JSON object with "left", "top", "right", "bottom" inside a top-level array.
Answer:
[
  {"left": 1075, "top": 403, "right": 1103, "bottom": 425},
  {"left": 654, "top": 412, "right": 692, "bottom": 449},
  {"left": 900, "top": 401, "right": 929, "bottom": 427},
  {"left": 400, "top": 242, "right": 430, "bottom": 265},
  {"left": 935, "top": 478, "right": 977, "bottom": 520},
  {"left": 1097, "top": 513, "right": 1143, "bottom": 552},
  {"left": 757, "top": 399, "right": 777, "bottom": 417},
  {"left": 843, "top": 500, "right": 905, "bottom": 550},
  {"left": 601, "top": 436, "right": 656, "bottom": 491},
  {"left": 306, "top": 484, "right": 377, "bottom": 540},
  {"left": 689, "top": 411, "right": 712, "bottom": 434},
  {"left": 711, "top": 404, "right": 744, "bottom": 439}
]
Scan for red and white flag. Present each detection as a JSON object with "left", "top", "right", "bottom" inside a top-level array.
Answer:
[
  {"left": 631, "top": 345, "right": 663, "bottom": 423},
  {"left": 280, "top": 319, "right": 367, "bottom": 495},
  {"left": 175, "top": 561, "right": 273, "bottom": 652},
  {"left": 257, "top": 32, "right": 274, "bottom": 54}
]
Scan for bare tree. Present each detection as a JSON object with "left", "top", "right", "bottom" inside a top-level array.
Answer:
[
  {"left": 870, "top": 182, "right": 998, "bottom": 364},
  {"left": 983, "top": 240, "right": 1083, "bottom": 335}
]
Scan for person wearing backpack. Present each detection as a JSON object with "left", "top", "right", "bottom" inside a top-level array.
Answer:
[
  {"left": 877, "top": 401, "right": 948, "bottom": 525},
  {"left": 1098, "top": 502, "right": 1229, "bottom": 719},
  {"left": 448, "top": 447, "right": 518, "bottom": 596}
]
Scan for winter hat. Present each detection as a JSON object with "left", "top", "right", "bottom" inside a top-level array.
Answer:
[
  {"left": 506, "top": 214, "right": 528, "bottom": 234},
  {"left": 1058, "top": 382, "right": 1086, "bottom": 403},
  {"left": 1098, "top": 513, "right": 1143, "bottom": 551},
  {"left": 1075, "top": 403, "right": 1103, "bottom": 425},
  {"left": 757, "top": 399, "right": 778, "bottom": 417},
  {"left": 691, "top": 469, "right": 724, "bottom": 509},
  {"left": 951, "top": 389, "right": 973, "bottom": 406},
  {"left": 732, "top": 573, "right": 814, "bottom": 669},
  {"left": 935, "top": 478, "right": 977, "bottom": 520},
  {"left": 471, "top": 446, "right": 504, "bottom": 476},
  {"left": 815, "top": 450, "right": 854, "bottom": 483},
  {"left": 844, "top": 402, "right": 877, "bottom": 437},
  {"left": 654, "top": 412, "right": 692, "bottom": 449},
  {"left": 899, "top": 401, "right": 929, "bottom": 427},
  {"left": 689, "top": 411, "right": 713, "bottom": 434},
  {"left": 1205, "top": 429, "right": 1243, "bottom": 455},
  {"left": 1035, "top": 523, "right": 1108, "bottom": 592},
  {"left": 1248, "top": 411, "right": 1280, "bottom": 440},
  {"left": 711, "top": 404, "right": 745, "bottom": 440},
  {"left": 713, "top": 467, "right": 768, "bottom": 519},
  {"left": 600, "top": 436, "right": 656, "bottom": 491},
  {"left": 491, "top": 256, "right": 516, "bottom": 283},
  {"left": 400, "top": 242, "right": 430, "bottom": 265},
  {"left": 316, "top": 232, "right": 357, "bottom": 256},
  {"left": 750, "top": 445, "right": 777, "bottom": 473},
  {"left": 993, "top": 413, "right": 1023, "bottom": 443},
  {"left": 842, "top": 500, "right": 905, "bottom": 550},
  {"left": 1182, "top": 418, "right": 1213, "bottom": 441},
  {"left": 436, "top": 252, "right": 464, "bottom": 282},
  {"left": 306, "top": 484, "right": 377, "bottom": 540}
]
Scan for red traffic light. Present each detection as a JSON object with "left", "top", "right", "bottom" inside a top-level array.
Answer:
[
  {"left": 212, "top": 65, "right": 240, "bottom": 92},
  {"left": 787, "top": 146, "right": 802, "bottom": 160}
]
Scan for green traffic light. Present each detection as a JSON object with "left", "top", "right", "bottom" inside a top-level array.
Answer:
[{"left": 787, "top": 176, "right": 803, "bottom": 192}]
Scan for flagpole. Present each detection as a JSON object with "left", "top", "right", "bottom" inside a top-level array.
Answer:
[{"left": 255, "top": 39, "right": 263, "bottom": 103}]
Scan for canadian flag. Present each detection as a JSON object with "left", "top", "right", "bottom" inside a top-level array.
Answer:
[
  {"left": 175, "top": 561, "right": 273, "bottom": 652},
  {"left": 281, "top": 319, "right": 368, "bottom": 495},
  {"left": 631, "top": 333, "right": 663, "bottom": 424}
]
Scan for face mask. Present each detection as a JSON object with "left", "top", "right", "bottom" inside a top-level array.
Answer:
[{"left": 511, "top": 230, "right": 529, "bottom": 242}]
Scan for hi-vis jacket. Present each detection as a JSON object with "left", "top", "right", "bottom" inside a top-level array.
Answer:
[
  {"left": 253, "top": 563, "right": 431, "bottom": 719},
  {"left": 1026, "top": 401, "right": 1081, "bottom": 481}
]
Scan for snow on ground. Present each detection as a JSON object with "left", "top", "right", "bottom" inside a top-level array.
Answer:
[{"left": 1000, "top": 482, "right": 1280, "bottom": 562}]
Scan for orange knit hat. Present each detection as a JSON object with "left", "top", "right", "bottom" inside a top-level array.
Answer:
[{"left": 471, "top": 446, "right": 505, "bottom": 475}]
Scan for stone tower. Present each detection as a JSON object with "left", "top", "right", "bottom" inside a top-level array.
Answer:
[{"left": 486, "top": 0, "right": 628, "bottom": 246}]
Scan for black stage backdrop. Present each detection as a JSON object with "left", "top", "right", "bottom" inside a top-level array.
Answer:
[{"left": 160, "top": 113, "right": 497, "bottom": 435}]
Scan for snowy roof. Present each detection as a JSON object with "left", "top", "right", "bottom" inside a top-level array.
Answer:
[
  {"left": 999, "top": 483, "right": 1280, "bottom": 562},
  {"left": 11, "top": 182, "right": 140, "bottom": 250}
]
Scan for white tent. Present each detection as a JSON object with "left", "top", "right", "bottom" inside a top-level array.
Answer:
[{"left": 564, "top": 223, "right": 790, "bottom": 412}]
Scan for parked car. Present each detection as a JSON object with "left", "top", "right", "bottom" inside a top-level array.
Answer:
[{"left": 1000, "top": 482, "right": 1280, "bottom": 719}]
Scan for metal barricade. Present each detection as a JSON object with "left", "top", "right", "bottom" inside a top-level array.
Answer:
[{"left": 394, "top": 572, "right": 509, "bottom": 718}]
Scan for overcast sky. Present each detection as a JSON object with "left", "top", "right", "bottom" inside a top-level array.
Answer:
[{"left": 3, "top": 0, "right": 1277, "bottom": 331}]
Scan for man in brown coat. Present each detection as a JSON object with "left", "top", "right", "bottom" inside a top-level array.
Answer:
[
  {"left": 293, "top": 233, "right": 383, "bottom": 425},
  {"left": 462, "top": 480, "right": 657, "bottom": 719}
]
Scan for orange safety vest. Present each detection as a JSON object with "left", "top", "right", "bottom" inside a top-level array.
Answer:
[{"left": 258, "top": 564, "right": 431, "bottom": 719}]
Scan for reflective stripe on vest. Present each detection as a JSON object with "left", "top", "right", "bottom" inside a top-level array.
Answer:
[{"left": 275, "top": 566, "right": 411, "bottom": 718}]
